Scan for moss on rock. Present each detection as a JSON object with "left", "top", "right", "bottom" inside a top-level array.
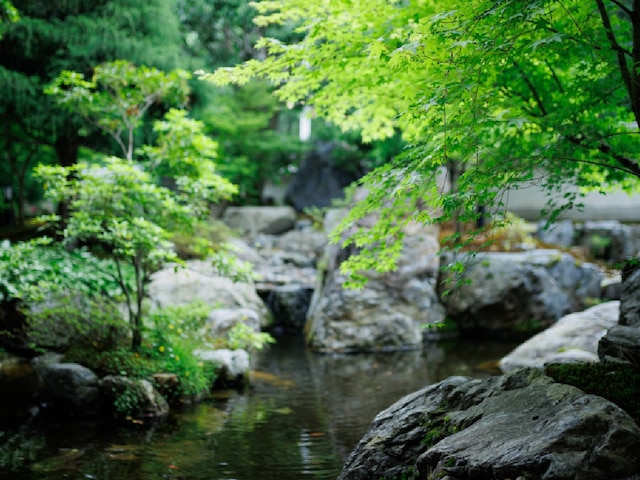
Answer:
[{"left": 545, "top": 362, "right": 640, "bottom": 424}]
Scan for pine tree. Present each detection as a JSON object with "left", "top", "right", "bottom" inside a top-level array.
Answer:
[{"left": 0, "top": 0, "right": 187, "bottom": 225}]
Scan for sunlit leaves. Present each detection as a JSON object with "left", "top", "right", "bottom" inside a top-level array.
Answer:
[
  {"left": 46, "top": 60, "right": 192, "bottom": 160},
  {"left": 40, "top": 63, "right": 239, "bottom": 348},
  {"left": 207, "top": 0, "right": 640, "bottom": 280}
]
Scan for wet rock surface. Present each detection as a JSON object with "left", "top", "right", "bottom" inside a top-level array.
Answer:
[{"left": 338, "top": 368, "right": 640, "bottom": 480}]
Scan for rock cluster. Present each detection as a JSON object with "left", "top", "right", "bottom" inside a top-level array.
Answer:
[{"left": 338, "top": 368, "right": 640, "bottom": 480}]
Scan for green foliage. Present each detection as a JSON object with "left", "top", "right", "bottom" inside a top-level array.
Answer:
[
  {"left": 46, "top": 61, "right": 192, "bottom": 161},
  {"left": 139, "top": 108, "right": 237, "bottom": 206},
  {"left": 112, "top": 385, "right": 146, "bottom": 417},
  {"left": 0, "top": 239, "right": 128, "bottom": 302},
  {"left": 0, "top": 430, "right": 45, "bottom": 472},
  {"left": 198, "top": 81, "right": 304, "bottom": 205},
  {"left": 34, "top": 155, "right": 186, "bottom": 277},
  {"left": 207, "top": 0, "right": 640, "bottom": 281},
  {"left": 65, "top": 302, "right": 271, "bottom": 407},
  {"left": 177, "top": 0, "right": 301, "bottom": 67},
  {"left": 0, "top": 121, "right": 55, "bottom": 227},
  {"left": 146, "top": 302, "right": 213, "bottom": 349},
  {"left": 208, "top": 246, "right": 255, "bottom": 284},
  {"left": 0, "top": 239, "right": 135, "bottom": 357},
  {"left": 0, "top": 1, "right": 18, "bottom": 26},
  {"left": 421, "top": 413, "right": 459, "bottom": 449},
  {"left": 0, "top": 0, "right": 189, "bottom": 186},
  {"left": 27, "top": 293, "right": 129, "bottom": 353},
  {"left": 545, "top": 362, "right": 640, "bottom": 423},
  {"left": 179, "top": 0, "right": 308, "bottom": 206},
  {"left": 39, "top": 63, "right": 238, "bottom": 350},
  {"left": 67, "top": 347, "right": 154, "bottom": 380},
  {"left": 225, "top": 322, "right": 275, "bottom": 352}
]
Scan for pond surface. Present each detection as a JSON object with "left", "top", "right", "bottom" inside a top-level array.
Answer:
[{"left": 0, "top": 335, "right": 518, "bottom": 480}]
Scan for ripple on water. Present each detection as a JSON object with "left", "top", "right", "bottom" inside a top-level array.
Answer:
[{"left": 0, "top": 336, "right": 517, "bottom": 480}]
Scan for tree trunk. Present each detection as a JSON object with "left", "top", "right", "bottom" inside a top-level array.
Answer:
[
  {"left": 131, "top": 256, "right": 145, "bottom": 351},
  {"left": 131, "top": 315, "right": 142, "bottom": 351},
  {"left": 54, "top": 135, "right": 79, "bottom": 222}
]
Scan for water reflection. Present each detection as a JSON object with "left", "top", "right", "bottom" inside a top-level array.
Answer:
[{"left": 0, "top": 335, "right": 518, "bottom": 480}]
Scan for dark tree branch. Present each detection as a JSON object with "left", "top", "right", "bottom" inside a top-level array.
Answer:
[
  {"left": 609, "top": 0, "right": 633, "bottom": 17},
  {"left": 568, "top": 134, "right": 640, "bottom": 179},
  {"left": 544, "top": 60, "right": 565, "bottom": 94},
  {"left": 513, "top": 62, "right": 548, "bottom": 116},
  {"left": 632, "top": 0, "right": 640, "bottom": 125},
  {"left": 595, "top": 0, "right": 638, "bottom": 123}
]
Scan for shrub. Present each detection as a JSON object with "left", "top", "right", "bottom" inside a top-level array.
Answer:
[
  {"left": 225, "top": 322, "right": 275, "bottom": 352},
  {"left": 0, "top": 240, "right": 131, "bottom": 352}
]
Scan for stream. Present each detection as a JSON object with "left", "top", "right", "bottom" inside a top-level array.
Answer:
[{"left": 0, "top": 335, "right": 518, "bottom": 480}]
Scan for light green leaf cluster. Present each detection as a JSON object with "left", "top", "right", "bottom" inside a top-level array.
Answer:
[
  {"left": 138, "top": 108, "right": 238, "bottom": 216},
  {"left": 206, "top": 0, "right": 640, "bottom": 280},
  {"left": 0, "top": 239, "right": 129, "bottom": 303},
  {"left": 46, "top": 60, "right": 191, "bottom": 160},
  {"left": 39, "top": 61, "right": 239, "bottom": 349},
  {"left": 35, "top": 158, "right": 184, "bottom": 270}
]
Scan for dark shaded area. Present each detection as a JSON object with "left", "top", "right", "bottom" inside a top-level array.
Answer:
[
  {"left": 0, "top": 299, "right": 37, "bottom": 358},
  {"left": 285, "top": 142, "right": 364, "bottom": 212}
]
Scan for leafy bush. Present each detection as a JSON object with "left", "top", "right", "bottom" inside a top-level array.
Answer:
[
  {"left": 66, "top": 302, "right": 220, "bottom": 405},
  {"left": 0, "top": 239, "right": 129, "bottom": 303},
  {"left": 145, "top": 303, "right": 218, "bottom": 398},
  {"left": 0, "top": 240, "right": 132, "bottom": 352},
  {"left": 27, "top": 294, "right": 129, "bottom": 352},
  {"left": 225, "top": 322, "right": 275, "bottom": 351},
  {"left": 0, "top": 430, "right": 45, "bottom": 472}
]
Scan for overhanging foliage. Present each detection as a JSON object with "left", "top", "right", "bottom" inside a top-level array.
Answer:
[{"left": 205, "top": 0, "right": 640, "bottom": 279}]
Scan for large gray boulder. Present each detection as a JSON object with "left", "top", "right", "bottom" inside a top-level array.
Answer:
[
  {"left": 599, "top": 262, "right": 640, "bottom": 366},
  {"left": 499, "top": 301, "right": 619, "bottom": 372},
  {"left": 222, "top": 206, "right": 297, "bottom": 236},
  {"left": 619, "top": 262, "right": 640, "bottom": 327},
  {"left": 34, "top": 360, "right": 102, "bottom": 415},
  {"left": 193, "top": 348, "right": 250, "bottom": 386},
  {"left": 599, "top": 325, "right": 640, "bottom": 367},
  {"left": 577, "top": 220, "right": 640, "bottom": 263},
  {"left": 99, "top": 375, "right": 169, "bottom": 419},
  {"left": 338, "top": 368, "right": 640, "bottom": 480},
  {"left": 441, "top": 249, "right": 603, "bottom": 335},
  {"left": 148, "top": 260, "right": 271, "bottom": 328},
  {"left": 275, "top": 228, "right": 328, "bottom": 260},
  {"left": 306, "top": 222, "right": 445, "bottom": 352},
  {"left": 284, "top": 141, "right": 362, "bottom": 212}
]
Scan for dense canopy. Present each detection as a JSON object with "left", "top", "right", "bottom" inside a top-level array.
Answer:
[{"left": 206, "top": 0, "right": 640, "bottom": 276}]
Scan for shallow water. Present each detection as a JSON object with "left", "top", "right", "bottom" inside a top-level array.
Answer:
[{"left": 0, "top": 335, "right": 518, "bottom": 480}]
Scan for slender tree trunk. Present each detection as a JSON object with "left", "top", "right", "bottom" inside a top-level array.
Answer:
[
  {"left": 131, "top": 255, "right": 144, "bottom": 351},
  {"left": 54, "top": 135, "right": 79, "bottom": 222},
  {"left": 16, "top": 182, "right": 24, "bottom": 226},
  {"left": 447, "top": 158, "right": 463, "bottom": 234}
]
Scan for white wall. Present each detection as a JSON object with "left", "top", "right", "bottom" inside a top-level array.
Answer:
[{"left": 502, "top": 186, "right": 640, "bottom": 222}]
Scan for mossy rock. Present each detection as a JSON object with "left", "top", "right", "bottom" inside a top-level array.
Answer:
[{"left": 545, "top": 362, "right": 640, "bottom": 424}]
